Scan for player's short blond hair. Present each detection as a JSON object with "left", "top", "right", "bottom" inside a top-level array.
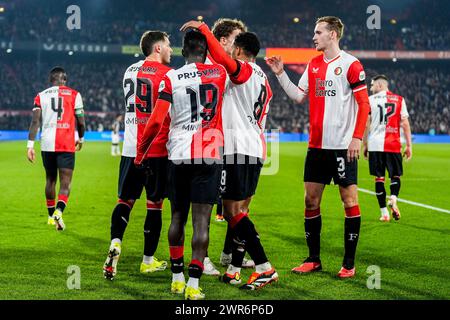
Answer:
[
  {"left": 316, "top": 16, "right": 344, "bottom": 40},
  {"left": 211, "top": 18, "right": 247, "bottom": 41}
]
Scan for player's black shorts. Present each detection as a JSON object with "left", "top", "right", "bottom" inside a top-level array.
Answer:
[
  {"left": 167, "top": 160, "right": 222, "bottom": 208},
  {"left": 369, "top": 151, "right": 403, "bottom": 178},
  {"left": 41, "top": 151, "right": 75, "bottom": 174},
  {"left": 220, "top": 154, "right": 263, "bottom": 201},
  {"left": 304, "top": 148, "right": 357, "bottom": 187},
  {"left": 118, "top": 156, "right": 168, "bottom": 202}
]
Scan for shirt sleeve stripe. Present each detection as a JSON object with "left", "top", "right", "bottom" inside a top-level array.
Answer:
[
  {"left": 353, "top": 85, "right": 367, "bottom": 93},
  {"left": 158, "top": 91, "right": 172, "bottom": 103},
  {"left": 230, "top": 59, "right": 241, "bottom": 78},
  {"left": 350, "top": 80, "right": 366, "bottom": 90}
]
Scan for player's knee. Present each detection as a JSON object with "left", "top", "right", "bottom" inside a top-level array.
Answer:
[
  {"left": 342, "top": 197, "right": 358, "bottom": 208},
  {"left": 305, "top": 195, "right": 320, "bottom": 210}
]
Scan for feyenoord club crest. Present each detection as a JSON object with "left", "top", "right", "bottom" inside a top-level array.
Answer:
[{"left": 334, "top": 67, "right": 342, "bottom": 75}]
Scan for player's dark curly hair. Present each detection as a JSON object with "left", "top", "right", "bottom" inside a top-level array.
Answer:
[
  {"left": 49, "top": 66, "right": 67, "bottom": 83},
  {"left": 182, "top": 29, "right": 208, "bottom": 61},
  {"left": 140, "top": 31, "right": 169, "bottom": 57},
  {"left": 212, "top": 18, "right": 247, "bottom": 41},
  {"left": 234, "top": 32, "right": 260, "bottom": 58}
]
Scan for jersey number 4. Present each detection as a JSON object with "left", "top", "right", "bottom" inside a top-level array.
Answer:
[
  {"left": 51, "top": 97, "right": 64, "bottom": 120},
  {"left": 377, "top": 103, "right": 396, "bottom": 125},
  {"left": 186, "top": 84, "right": 218, "bottom": 122},
  {"left": 124, "top": 77, "right": 153, "bottom": 113}
]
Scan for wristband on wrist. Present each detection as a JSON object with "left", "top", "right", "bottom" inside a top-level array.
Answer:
[{"left": 27, "top": 140, "right": 35, "bottom": 148}]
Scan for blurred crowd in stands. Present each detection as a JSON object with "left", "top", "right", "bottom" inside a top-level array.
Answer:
[{"left": 1, "top": 0, "right": 449, "bottom": 135}]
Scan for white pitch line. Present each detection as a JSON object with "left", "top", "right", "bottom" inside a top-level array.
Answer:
[{"left": 358, "top": 188, "right": 450, "bottom": 215}]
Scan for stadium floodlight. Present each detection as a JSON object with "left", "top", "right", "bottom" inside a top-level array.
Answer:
[
  {"left": 0, "top": 7, "right": 5, "bottom": 13},
  {"left": 134, "top": 53, "right": 139, "bottom": 57},
  {"left": 6, "top": 48, "right": 12, "bottom": 53},
  {"left": 390, "top": 19, "right": 397, "bottom": 24},
  {"left": 68, "top": 51, "right": 74, "bottom": 56},
  {"left": 293, "top": 17, "right": 300, "bottom": 23},
  {"left": 197, "top": 15, "right": 203, "bottom": 21}
]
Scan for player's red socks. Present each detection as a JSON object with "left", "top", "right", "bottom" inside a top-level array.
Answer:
[
  {"left": 144, "top": 200, "right": 163, "bottom": 257},
  {"left": 170, "top": 246, "right": 184, "bottom": 274},
  {"left": 343, "top": 205, "right": 361, "bottom": 269},
  {"left": 46, "top": 199, "right": 56, "bottom": 216},
  {"left": 304, "top": 208, "right": 322, "bottom": 261},
  {"left": 56, "top": 194, "right": 69, "bottom": 213}
]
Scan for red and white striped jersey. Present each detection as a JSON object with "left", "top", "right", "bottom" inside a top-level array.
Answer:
[
  {"left": 158, "top": 62, "right": 228, "bottom": 160},
  {"left": 368, "top": 90, "right": 409, "bottom": 153},
  {"left": 122, "top": 60, "right": 171, "bottom": 158},
  {"left": 298, "top": 51, "right": 367, "bottom": 149},
  {"left": 33, "top": 86, "right": 83, "bottom": 152},
  {"left": 207, "top": 56, "right": 273, "bottom": 159},
  {"left": 222, "top": 61, "right": 272, "bottom": 159}
]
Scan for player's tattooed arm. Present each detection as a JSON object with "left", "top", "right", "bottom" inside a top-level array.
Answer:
[{"left": 27, "top": 107, "right": 41, "bottom": 163}]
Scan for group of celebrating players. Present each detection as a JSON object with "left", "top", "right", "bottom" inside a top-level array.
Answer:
[{"left": 26, "top": 15, "right": 412, "bottom": 300}]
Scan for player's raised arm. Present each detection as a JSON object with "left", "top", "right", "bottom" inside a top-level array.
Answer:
[
  {"left": 181, "top": 21, "right": 239, "bottom": 75},
  {"left": 74, "top": 92, "right": 86, "bottom": 151},
  {"left": 27, "top": 103, "right": 41, "bottom": 163},
  {"left": 266, "top": 56, "right": 307, "bottom": 104}
]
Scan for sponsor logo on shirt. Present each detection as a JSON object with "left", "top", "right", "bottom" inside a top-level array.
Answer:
[
  {"left": 315, "top": 78, "right": 336, "bottom": 97},
  {"left": 386, "top": 126, "right": 399, "bottom": 133},
  {"left": 177, "top": 68, "right": 221, "bottom": 80},
  {"left": 312, "top": 67, "right": 319, "bottom": 74},
  {"left": 334, "top": 67, "right": 342, "bottom": 75}
]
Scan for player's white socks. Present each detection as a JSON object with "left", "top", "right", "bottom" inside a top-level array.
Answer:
[
  {"left": 143, "top": 255, "right": 153, "bottom": 264},
  {"left": 255, "top": 262, "right": 272, "bottom": 273},
  {"left": 390, "top": 195, "right": 398, "bottom": 203},
  {"left": 227, "top": 264, "right": 241, "bottom": 274},
  {"left": 172, "top": 272, "right": 185, "bottom": 283},
  {"left": 111, "top": 238, "right": 122, "bottom": 248},
  {"left": 380, "top": 207, "right": 389, "bottom": 216},
  {"left": 187, "top": 277, "right": 199, "bottom": 289}
]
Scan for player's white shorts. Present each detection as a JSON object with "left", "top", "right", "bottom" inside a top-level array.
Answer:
[{"left": 112, "top": 133, "right": 120, "bottom": 144}]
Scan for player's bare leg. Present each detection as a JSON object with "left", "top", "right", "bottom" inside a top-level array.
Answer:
[
  {"left": 292, "top": 182, "right": 325, "bottom": 274},
  {"left": 53, "top": 168, "right": 73, "bottom": 231},
  {"left": 184, "top": 203, "right": 213, "bottom": 299},
  {"left": 222, "top": 199, "right": 278, "bottom": 290},
  {"left": 338, "top": 184, "right": 361, "bottom": 278},
  {"left": 168, "top": 201, "right": 189, "bottom": 294},
  {"left": 44, "top": 169, "right": 57, "bottom": 225}
]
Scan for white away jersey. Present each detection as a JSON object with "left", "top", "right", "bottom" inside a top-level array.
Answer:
[
  {"left": 368, "top": 90, "right": 409, "bottom": 153},
  {"left": 222, "top": 61, "right": 273, "bottom": 158},
  {"left": 33, "top": 86, "right": 83, "bottom": 152}
]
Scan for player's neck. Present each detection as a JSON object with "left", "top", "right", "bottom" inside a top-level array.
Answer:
[
  {"left": 186, "top": 57, "right": 205, "bottom": 64},
  {"left": 52, "top": 81, "right": 65, "bottom": 87},
  {"left": 323, "top": 44, "right": 341, "bottom": 61},
  {"left": 145, "top": 54, "right": 162, "bottom": 64}
]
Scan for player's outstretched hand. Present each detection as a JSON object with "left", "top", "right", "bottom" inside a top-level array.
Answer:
[
  {"left": 265, "top": 56, "right": 284, "bottom": 75},
  {"left": 27, "top": 148, "right": 35, "bottom": 163},
  {"left": 180, "top": 20, "right": 204, "bottom": 32},
  {"left": 403, "top": 145, "right": 412, "bottom": 161},
  {"left": 347, "top": 138, "right": 361, "bottom": 162},
  {"left": 75, "top": 140, "right": 83, "bottom": 151}
]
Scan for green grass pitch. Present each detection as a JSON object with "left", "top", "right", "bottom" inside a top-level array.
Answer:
[{"left": 0, "top": 141, "right": 449, "bottom": 300}]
